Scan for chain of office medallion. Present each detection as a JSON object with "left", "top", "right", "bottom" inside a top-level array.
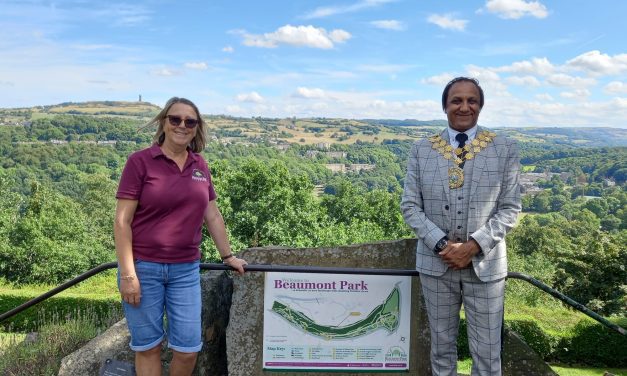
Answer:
[{"left": 428, "top": 130, "right": 496, "bottom": 165}]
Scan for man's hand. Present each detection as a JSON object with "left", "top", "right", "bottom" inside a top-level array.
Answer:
[{"left": 439, "top": 239, "right": 481, "bottom": 270}]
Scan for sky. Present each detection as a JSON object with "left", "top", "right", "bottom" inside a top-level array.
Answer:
[{"left": 0, "top": 0, "right": 626, "bottom": 128}]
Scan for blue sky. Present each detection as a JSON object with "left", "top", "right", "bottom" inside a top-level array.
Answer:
[{"left": 1, "top": 0, "right": 626, "bottom": 128}]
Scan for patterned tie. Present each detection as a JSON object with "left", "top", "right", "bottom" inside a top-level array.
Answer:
[{"left": 455, "top": 133, "right": 468, "bottom": 168}]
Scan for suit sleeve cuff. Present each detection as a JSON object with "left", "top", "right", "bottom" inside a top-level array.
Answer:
[
  {"left": 469, "top": 236, "right": 484, "bottom": 256},
  {"left": 470, "top": 231, "right": 490, "bottom": 256},
  {"left": 425, "top": 229, "right": 447, "bottom": 251}
]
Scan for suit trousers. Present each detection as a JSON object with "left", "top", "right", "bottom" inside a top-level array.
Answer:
[{"left": 420, "top": 268, "right": 505, "bottom": 376}]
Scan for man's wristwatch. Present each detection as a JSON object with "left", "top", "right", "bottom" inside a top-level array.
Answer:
[{"left": 434, "top": 236, "right": 448, "bottom": 254}]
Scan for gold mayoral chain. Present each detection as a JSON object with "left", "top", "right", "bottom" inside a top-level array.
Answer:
[{"left": 428, "top": 131, "right": 496, "bottom": 189}]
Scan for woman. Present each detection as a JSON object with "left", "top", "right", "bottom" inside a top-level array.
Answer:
[{"left": 114, "top": 97, "right": 247, "bottom": 375}]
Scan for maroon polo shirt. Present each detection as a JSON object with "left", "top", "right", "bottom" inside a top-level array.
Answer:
[{"left": 116, "top": 144, "right": 217, "bottom": 263}]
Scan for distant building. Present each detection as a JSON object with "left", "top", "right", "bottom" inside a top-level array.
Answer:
[
  {"left": 324, "top": 163, "right": 376, "bottom": 173},
  {"left": 325, "top": 151, "right": 347, "bottom": 159},
  {"left": 603, "top": 179, "right": 616, "bottom": 187},
  {"left": 519, "top": 171, "right": 572, "bottom": 195},
  {"left": 325, "top": 163, "right": 346, "bottom": 173},
  {"left": 316, "top": 142, "right": 331, "bottom": 150},
  {"left": 350, "top": 164, "right": 376, "bottom": 172}
]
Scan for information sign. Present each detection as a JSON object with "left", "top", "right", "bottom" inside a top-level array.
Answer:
[{"left": 263, "top": 272, "right": 411, "bottom": 372}]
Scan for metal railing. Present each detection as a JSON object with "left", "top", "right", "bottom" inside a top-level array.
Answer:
[{"left": 0, "top": 263, "right": 624, "bottom": 336}]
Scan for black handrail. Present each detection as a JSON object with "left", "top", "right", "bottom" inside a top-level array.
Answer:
[{"left": 0, "top": 263, "right": 624, "bottom": 336}]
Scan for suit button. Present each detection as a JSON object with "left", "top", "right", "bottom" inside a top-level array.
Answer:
[
  {"left": 457, "top": 211, "right": 462, "bottom": 214},
  {"left": 445, "top": 205, "right": 449, "bottom": 210}
]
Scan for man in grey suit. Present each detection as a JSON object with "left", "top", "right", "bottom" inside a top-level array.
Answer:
[{"left": 401, "top": 77, "right": 521, "bottom": 376}]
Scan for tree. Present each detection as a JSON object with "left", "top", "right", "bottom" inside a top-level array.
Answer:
[
  {"left": 1, "top": 182, "right": 113, "bottom": 284},
  {"left": 212, "top": 159, "right": 326, "bottom": 248}
]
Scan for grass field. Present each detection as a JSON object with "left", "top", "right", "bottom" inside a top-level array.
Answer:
[
  {"left": 458, "top": 359, "right": 627, "bottom": 376},
  {"left": 0, "top": 332, "right": 25, "bottom": 352},
  {"left": 0, "top": 270, "right": 119, "bottom": 299}
]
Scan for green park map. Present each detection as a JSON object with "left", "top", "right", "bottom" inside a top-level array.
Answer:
[{"left": 271, "top": 285, "right": 401, "bottom": 340}]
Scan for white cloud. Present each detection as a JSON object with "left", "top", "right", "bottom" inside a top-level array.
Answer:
[
  {"left": 546, "top": 73, "right": 596, "bottom": 88},
  {"left": 222, "top": 45, "right": 234, "bottom": 53},
  {"left": 484, "top": 0, "right": 548, "bottom": 19},
  {"left": 103, "top": 4, "right": 153, "bottom": 27},
  {"left": 152, "top": 68, "right": 179, "bottom": 76},
  {"left": 225, "top": 105, "right": 245, "bottom": 114},
  {"left": 304, "top": 0, "right": 394, "bottom": 19},
  {"left": 604, "top": 81, "right": 627, "bottom": 95},
  {"left": 427, "top": 14, "right": 468, "bottom": 31},
  {"left": 560, "top": 89, "right": 591, "bottom": 99},
  {"left": 566, "top": 50, "right": 627, "bottom": 76},
  {"left": 293, "top": 87, "right": 327, "bottom": 99},
  {"left": 237, "top": 25, "right": 351, "bottom": 49},
  {"left": 535, "top": 93, "right": 554, "bottom": 101},
  {"left": 505, "top": 75, "right": 540, "bottom": 86},
  {"left": 370, "top": 20, "right": 406, "bottom": 31},
  {"left": 236, "top": 91, "right": 264, "bottom": 103},
  {"left": 464, "top": 65, "right": 503, "bottom": 86},
  {"left": 494, "top": 57, "right": 555, "bottom": 76},
  {"left": 184, "top": 62, "right": 208, "bottom": 70},
  {"left": 329, "top": 29, "right": 352, "bottom": 43},
  {"left": 422, "top": 73, "right": 456, "bottom": 86}
]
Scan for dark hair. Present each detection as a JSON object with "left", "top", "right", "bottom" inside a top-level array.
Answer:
[
  {"left": 441, "top": 77, "right": 484, "bottom": 112},
  {"left": 145, "top": 97, "right": 207, "bottom": 153}
]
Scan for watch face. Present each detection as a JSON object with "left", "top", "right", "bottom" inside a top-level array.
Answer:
[{"left": 435, "top": 238, "right": 447, "bottom": 252}]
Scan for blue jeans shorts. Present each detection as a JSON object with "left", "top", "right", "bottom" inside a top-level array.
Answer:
[{"left": 119, "top": 260, "right": 202, "bottom": 353}]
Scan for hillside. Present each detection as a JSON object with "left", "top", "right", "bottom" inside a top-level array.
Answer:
[{"left": 1, "top": 101, "right": 626, "bottom": 147}]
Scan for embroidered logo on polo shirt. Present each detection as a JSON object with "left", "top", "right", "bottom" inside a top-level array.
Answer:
[{"left": 192, "top": 169, "right": 208, "bottom": 182}]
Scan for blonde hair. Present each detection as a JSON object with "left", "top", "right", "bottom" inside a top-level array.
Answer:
[{"left": 145, "top": 97, "right": 207, "bottom": 153}]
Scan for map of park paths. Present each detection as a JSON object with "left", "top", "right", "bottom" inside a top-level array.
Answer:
[{"left": 271, "top": 286, "right": 401, "bottom": 340}]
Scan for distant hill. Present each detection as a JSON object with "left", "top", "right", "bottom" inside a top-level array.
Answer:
[
  {"left": 1, "top": 101, "right": 625, "bottom": 147},
  {"left": 3, "top": 101, "right": 161, "bottom": 118},
  {"left": 360, "top": 119, "right": 448, "bottom": 127},
  {"left": 497, "top": 127, "right": 627, "bottom": 147}
]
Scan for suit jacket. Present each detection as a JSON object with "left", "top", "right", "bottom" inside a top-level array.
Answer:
[{"left": 401, "top": 126, "right": 521, "bottom": 282}]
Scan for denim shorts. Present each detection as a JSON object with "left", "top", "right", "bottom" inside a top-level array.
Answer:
[{"left": 119, "top": 260, "right": 202, "bottom": 353}]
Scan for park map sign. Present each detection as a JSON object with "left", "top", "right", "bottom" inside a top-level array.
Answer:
[{"left": 263, "top": 272, "right": 411, "bottom": 372}]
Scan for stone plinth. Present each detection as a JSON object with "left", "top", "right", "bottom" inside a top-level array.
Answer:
[{"left": 226, "top": 239, "right": 432, "bottom": 376}]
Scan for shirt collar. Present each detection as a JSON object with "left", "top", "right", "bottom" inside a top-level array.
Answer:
[
  {"left": 447, "top": 125, "right": 478, "bottom": 147},
  {"left": 149, "top": 143, "right": 199, "bottom": 162},
  {"left": 149, "top": 143, "right": 163, "bottom": 158}
]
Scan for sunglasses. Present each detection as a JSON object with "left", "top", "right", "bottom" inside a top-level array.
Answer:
[{"left": 167, "top": 115, "right": 199, "bottom": 129}]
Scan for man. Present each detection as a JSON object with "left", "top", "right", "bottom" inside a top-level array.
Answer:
[{"left": 401, "top": 77, "right": 521, "bottom": 376}]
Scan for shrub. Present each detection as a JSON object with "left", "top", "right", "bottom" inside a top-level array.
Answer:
[
  {"left": 0, "top": 306, "right": 121, "bottom": 375},
  {"left": 455, "top": 315, "right": 626, "bottom": 366},
  {"left": 553, "top": 317, "right": 627, "bottom": 367},
  {"left": 0, "top": 293, "right": 121, "bottom": 332}
]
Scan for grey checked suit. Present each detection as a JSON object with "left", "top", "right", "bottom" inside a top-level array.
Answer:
[{"left": 401, "top": 126, "right": 521, "bottom": 375}]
